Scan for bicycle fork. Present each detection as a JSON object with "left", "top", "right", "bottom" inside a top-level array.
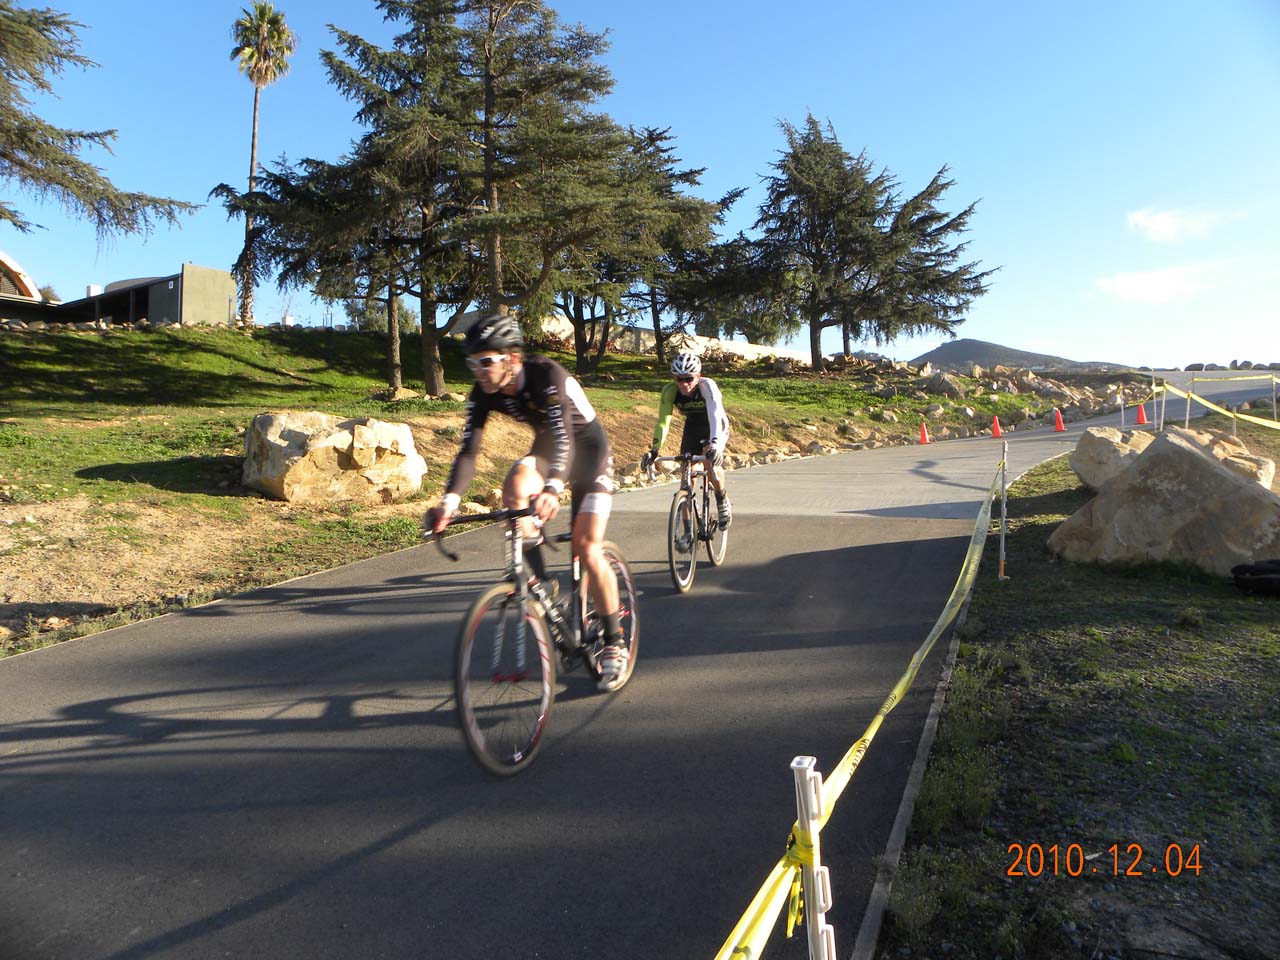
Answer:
[{"left": 492, "top": 522, "right": 529, "bottom": 682}]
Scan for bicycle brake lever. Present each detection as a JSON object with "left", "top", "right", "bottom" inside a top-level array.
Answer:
[{"left": 432, "top": 533, "right": 460, "bottom": 563}]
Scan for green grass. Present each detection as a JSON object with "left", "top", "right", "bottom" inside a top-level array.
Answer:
[
  {"left": 0, "top": 325, "right": 1138, "bottom": 658},
  {"left": 0, "top": 326, "right": 1039, "bottom": 514},
  {"left": 881, "top": 450, "right": 1280, "bottom": 957}
]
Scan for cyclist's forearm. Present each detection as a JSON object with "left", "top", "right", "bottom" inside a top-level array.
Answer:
[
  {"left": 653, "top": 382, "right": 677, "bottom": 448},
  {"left": 652, "top": 414, "right": 673, "bottom": 449},
  {"left": 444, "top": 396, "right": 486, "bottom": 499}
]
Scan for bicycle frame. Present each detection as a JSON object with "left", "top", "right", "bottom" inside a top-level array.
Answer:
[
  {"left": 434, "top": 506, "right": 639, "bottom": 775},
  {"left": 650, "top": 453, "right": 715, "bottom": 540},
  {"left": 434, "top": 508, "right": 595, "bottom": 668}
]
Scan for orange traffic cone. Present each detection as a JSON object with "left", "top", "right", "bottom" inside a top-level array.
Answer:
[
  {"left": 1136, "top": 403, "right": 1148, "bottom": 425},
  {"left": 1053, "top": 408, "right": 1066, "bottom": 432},
  {"left": 991, "top": 415, "right": 1003, "bottom": 438},
  {"left": 919, "top": 421, "right": 930, "bottom": 444}
]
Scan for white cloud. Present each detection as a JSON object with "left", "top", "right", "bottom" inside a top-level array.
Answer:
[
  {"left": 1125, "top": 207, "right": 1235, "bottom": 243},
  {"left": 1095, "top": 262, "right": 1224, "bottom": 304}
]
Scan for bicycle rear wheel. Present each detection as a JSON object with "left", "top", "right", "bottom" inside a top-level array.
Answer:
[
  {"left": 705, "top": 486, "right": 729, "bottom": 567},
  {"left": 667, "top": 489, "right": 697, "bottom": 592},
  {"left": 455, "top": 583, "right": 556, "bottom": 776},
  {"left": 583, "top": 541, "right": 640, "bottom": 691}
]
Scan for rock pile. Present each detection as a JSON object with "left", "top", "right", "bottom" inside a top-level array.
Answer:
[{"left": 1050, "top": 426, "right": 1280, "bottom": 576}]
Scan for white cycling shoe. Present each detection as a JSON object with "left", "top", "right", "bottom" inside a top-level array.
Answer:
[
  {"left": 717, "top": 497, "right": 733, "bottom": 530},
  {"left": 597, "top": 643, "right": 629, "bottom": 691}
]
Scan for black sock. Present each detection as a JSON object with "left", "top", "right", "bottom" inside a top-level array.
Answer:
[
  {"left": 715, "top": 491, "right": 726, "bottom": 503},
  {"left": 604, "top": 611, "right": 622, "bottom": 645},
  {"left": 525, "top": 542, "right": 549, "bottom": 583}
]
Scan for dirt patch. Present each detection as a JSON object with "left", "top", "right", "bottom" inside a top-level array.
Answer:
[
  {"left": 0, "top": 404, "right": 677, "bottom": 646},
  {"left": 0, "top": 495, "right": 294, "bottom": 634}
]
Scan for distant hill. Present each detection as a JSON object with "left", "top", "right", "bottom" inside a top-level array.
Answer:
[{"left": 909, "top": 338, "right": 1131, "bottom": 373}]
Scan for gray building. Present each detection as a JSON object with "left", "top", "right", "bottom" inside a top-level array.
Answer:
[
  {"left": 60, "top": 263, "right": 237, "bottom": 326},
  {"left": 0, "top": 260, "right": 236, "bottom": 327}
]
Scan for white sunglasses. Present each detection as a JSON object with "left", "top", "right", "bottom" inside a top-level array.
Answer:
[{"left": 466, "top": 355, "right": 508, "bottom": 371}]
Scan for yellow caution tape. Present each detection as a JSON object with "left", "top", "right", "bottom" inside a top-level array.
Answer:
[
  {"left": 1182, "top": 373, "right": 1278, "bottom": 382},
  {"left": 713, "top": 460, "right": 1007, "bottom": 960},
  {"left": 1161, "top": 383, "right": 1280, "bottom": 431},
  {"left": 715, "top": 859, "right": 797, "bottom": 959}
]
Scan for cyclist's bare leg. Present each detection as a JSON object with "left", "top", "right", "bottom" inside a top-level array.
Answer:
[
  {"left": 502, "top": 458, "right": 544, "bottom": 533},
  {"left": 572, "top": 509, "right": 619, "bottom": 623},
  {"left": 503, "top": 459, "right": 556, "bottom": 584},
  {"left": 708, "top": 464, "right": 727, "bottom": 494}
]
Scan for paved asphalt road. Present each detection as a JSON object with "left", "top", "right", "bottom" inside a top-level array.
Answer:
[{"left": 0, "top": 370, "right": 1270, "bottom": 960}]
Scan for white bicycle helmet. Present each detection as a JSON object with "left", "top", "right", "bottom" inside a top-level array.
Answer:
[{"left": 670, "top": 350, "right": 701, "bottom": 377}]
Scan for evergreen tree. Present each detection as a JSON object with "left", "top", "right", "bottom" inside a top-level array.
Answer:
[
  {"left": 670, "top": 233, "right": 803, "bottom": 346},
  {"left": 231, "top": 2, "right": 296, "bottom": 325},
  {"left": 459, "top": 0, "right": 625, "bottom": 312},
  {"left": 343, "top": 294, "right": 420, "bottom": 334},
  {"left": 620, "top": 126, "right": 733, "bottom": 364},
  {"left": 0, "top": 2, "right": 194, "bottom": 238},
  {"left": 216, "top": 153, "right": 412, "bottom": 389},
  {"left": 555, "top": 126, "right": 720, "bottom": 374},
  {"left": 756, "top": 115, "right": 993, "bottom": 368},
  {"left": 321, "top": 0, "right": 482, "bottom": 396}
]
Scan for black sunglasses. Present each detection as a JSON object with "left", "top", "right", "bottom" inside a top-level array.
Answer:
[
  {"left": 675, "top": 375, "right": 696, "bottom": 384},
  {"left": 466, "top": 355, "right": 507, "bottom": 371}
]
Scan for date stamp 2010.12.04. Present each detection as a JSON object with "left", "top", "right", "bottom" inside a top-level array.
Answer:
[{"left": 1006, "top": 841, "right": 1203, "bottom": 878}]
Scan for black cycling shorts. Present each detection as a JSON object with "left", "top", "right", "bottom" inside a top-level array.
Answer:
[
  {"left": 526, "top": 419, "right": 614, "bottom": 518},
  {"left": 679, "top": 423, "right": 709, "bottom": 457}
]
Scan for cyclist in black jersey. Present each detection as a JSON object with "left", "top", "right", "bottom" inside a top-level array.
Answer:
[
  {"left": 425, "top": 314, "right": 627, "bottom": 690},
  {"left": 646, "top": 350, "right": 732, "bottom": 529}
]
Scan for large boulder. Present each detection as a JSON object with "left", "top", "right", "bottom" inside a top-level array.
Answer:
[
  {"left": 1172, "top": 426, "right": 1275, "bottom": 489},
  {"left": 1048, "top": 429, "right": 1280, "bottom": 576},
  {"left": 927, "top": 372, "right": 967, "bottom": 399},
  {"left": 1069, "top": 427, "right": 1155, "bottom": 489},
  {"left": 243, "top": 412, "right": 428, "bottom": 503}
]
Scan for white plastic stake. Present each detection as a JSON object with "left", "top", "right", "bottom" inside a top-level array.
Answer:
[
  {"left": 998, "top": 442, "right": 1010, "bottom": 581},
  {"left": 1185, "top": 377, "right": 1194, "bottom": 430},
  {"left": 790, "top": 757, "right": 836, "bottom": 960}
]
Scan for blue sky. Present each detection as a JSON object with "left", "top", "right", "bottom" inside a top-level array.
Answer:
[{"left": 5, "top": 0, "right": 1279, "bottom": 368}]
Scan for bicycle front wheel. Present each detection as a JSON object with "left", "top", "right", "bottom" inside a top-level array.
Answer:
[
  {"left": 455, "top": 583, "right": 556, "bottom": 776},
  {"left": 705, "top": 490, "right": 729, "bottom": 567},
  {"left": 667, "top": 490, "right": 697, "bottom": 593}
]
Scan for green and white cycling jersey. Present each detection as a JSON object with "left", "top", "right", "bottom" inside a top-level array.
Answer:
[{"left": 652, "top": 377, "right": 729, "bottom": 456}]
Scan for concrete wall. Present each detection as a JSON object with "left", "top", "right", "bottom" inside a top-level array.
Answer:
[
  {"left": 539, "top": 314, "right": 810, "bottom": 363},
  {"left": 148, "top": 277, "right": 181, "bottom": 326},
  {"left": 180, "top": 263, "right": 236, "bottom": 326}
]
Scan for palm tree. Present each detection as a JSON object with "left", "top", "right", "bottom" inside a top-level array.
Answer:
[{"left": 230, "top": 2, "right": 296, "bottom": 324}]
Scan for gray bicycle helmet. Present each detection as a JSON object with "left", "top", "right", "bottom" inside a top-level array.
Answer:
[
  {"left": 465, "top": 313, "right": 523, "bottom": 354},
  {"left": 670, "top": 350, "right": 701, "bottom": 377}
]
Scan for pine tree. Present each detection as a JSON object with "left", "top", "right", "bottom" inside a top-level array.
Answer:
[
  {"left": 756, "top": 115, "right": 993, "bottom": 368},
  {"left": 0, "top": 2, "right": 194, "bottom": 238},
  {"left": 620, "top": 127, "right": 731, "bottom": 364},
  {"left": 553, "top": 125, "right": 720, "bottom": 374},
  {"left": 320, "top": 0, "right": 482, "bottom": 396},
  {"left": 459, "top": 0, "right": 624, "bottom": 312}
]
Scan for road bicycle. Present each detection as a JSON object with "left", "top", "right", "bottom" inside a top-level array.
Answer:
[
  {"left": 644, "top": 452, "right": 728, "bottom": 592},
  {"left": 432, "top": 507, "right": 639, "bottom": 776}
]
